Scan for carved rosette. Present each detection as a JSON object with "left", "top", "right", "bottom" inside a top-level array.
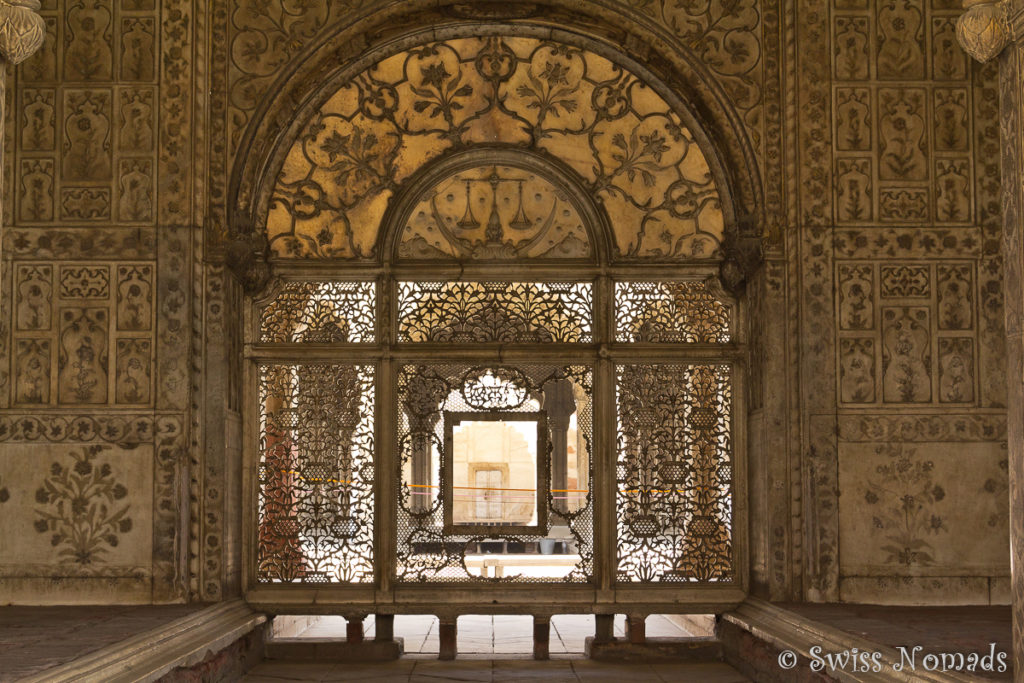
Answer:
[
  {"left": 956, "top": 0, "right": 1010, "bottom": 63},
  {"left": 0, "top": 0, "right": 45, "bottom": 65}
]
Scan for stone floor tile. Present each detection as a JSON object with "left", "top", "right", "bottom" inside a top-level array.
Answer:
[
  {"left": 243, "top": 660, "right": 340, "bottom": 681},
  {"left": 648, "top": 662, "right": 751, "bottom": 682}
]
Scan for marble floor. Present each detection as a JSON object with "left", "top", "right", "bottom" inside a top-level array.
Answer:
[
  {"left": 242, "top": 658, "right": 750, "bottom": 682},
  {"left": 294, "top": 614, "right": 696, "bottom": 654}
]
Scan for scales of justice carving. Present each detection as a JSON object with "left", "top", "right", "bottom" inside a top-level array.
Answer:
[{"left": 399, "top": 165, "right": 590, "bottom": 260}]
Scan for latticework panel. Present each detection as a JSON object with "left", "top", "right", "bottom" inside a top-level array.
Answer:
[
  {"left": 397, "top": 282, "right": 592, "bottom": 343},
  {"left": 259, "top": 281, "right": 376, "bottom": 343},
  {"left": 257, "top": 363, "right": 375, "bottom": 583},
  {"left": 614, "top": 281, "right": 731, "bottom": 343},
  {"left": 615, "top": 364, "right": 733, "bottom": 583},
  {"left": 396, "top": 363, "right": 594, "bottom": 582}
]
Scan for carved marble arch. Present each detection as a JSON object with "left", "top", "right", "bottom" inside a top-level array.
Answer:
[{"left": 230, "top": 19, "right": 763, "bottom": 277}]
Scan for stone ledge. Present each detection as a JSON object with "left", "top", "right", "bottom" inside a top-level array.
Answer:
[
  {"left": 265, "top": 637, "right": 404, "bottom": 661},
  {"left": 21, "top": 600, "right": 267, "bottom": 683},
  {"left": 584, "top": 636, "right": 722, "bottom": 662},
  {"left": 721, "top": 598, "right": 979, "bottom": 683}
]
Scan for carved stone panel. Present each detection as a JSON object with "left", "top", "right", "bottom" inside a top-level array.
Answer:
[
  {"left": 836, "top": 260, "right": 979, "bottom": 407},
  {"left": 9, "top": 262, "right": 155, "bottom": 408}
]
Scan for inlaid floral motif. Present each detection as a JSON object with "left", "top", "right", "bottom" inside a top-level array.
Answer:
[
  {"left": 862, "top": 444, "right": 946, "bottom": 566},
  {"left": 33, "top": 445, "right": 133, "bottom": 566}
]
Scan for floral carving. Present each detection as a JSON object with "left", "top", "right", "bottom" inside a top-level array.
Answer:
[
  {"left": 862, "top": 444, "right": 947, "bottom": 566},
  {"left": 269, "top": 37, "right": 723, "bottom": 260},
  {"left": 33, "top": 445, "right": 133, "bottom": 566}
]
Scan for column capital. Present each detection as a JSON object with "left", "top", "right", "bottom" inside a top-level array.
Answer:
[
  {"left": 0, "top": 0, "right": 44, "bottom": 66},
  {"left": 957, "top": 0, "right": 1012, "bottom": 63}
]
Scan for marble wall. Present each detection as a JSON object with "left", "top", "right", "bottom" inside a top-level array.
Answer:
[{"left": 0, "top": 0, "right": 1010, "bottom": 608}]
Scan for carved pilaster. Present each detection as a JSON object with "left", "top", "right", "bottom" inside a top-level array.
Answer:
[{"left": 956, "top": 0, "right": 1012, "bottom": 63}]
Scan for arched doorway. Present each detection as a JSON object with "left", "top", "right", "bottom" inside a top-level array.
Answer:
[{"left": 239, "top": 30, "right": 749, "bottom": 618}]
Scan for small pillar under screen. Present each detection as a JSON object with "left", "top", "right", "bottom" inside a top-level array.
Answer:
[
  {"left": 626, "top": 615, "right": 646, "bottom": 644},
  {"left": 594, "top": 614, "right": 614, "bottom": 644},
  {"left": 374, "top": 614, "right": 394, "bottom": 641},
  {"left": 533, "top": 616, "right": 550, "bottom": 660},
  {"left": 438, "top": 618, "right": 457, "bottom": 660},
  {"left": 345, "top": 615, "right": 364, "bottom": 643}
]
